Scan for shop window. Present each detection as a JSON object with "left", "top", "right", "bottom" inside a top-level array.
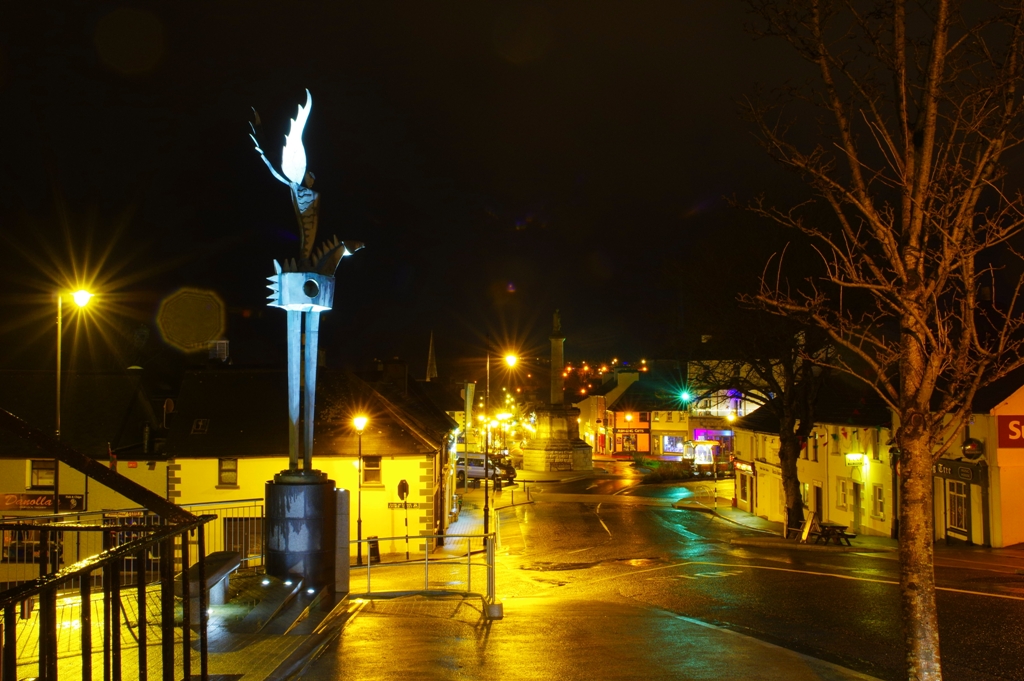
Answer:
[
  {"left": 663, "top": 436, "right": 687, "bottom": 454},
  {"left": 837, "top": 478, "right": 848, "bottom": 509},
  {"left": 639, "top": 412, "right": 650, "bottom": 423},
  {"left": 363, "top": 456, "right": 382, "bottom": 485},
  {"left": 621, "top": 435, "right": 638, "bottom": 451},
  {"left": 218, "top": 459, "right": 238, "bottom": 487},
  {"left": 30, "top": 460, "right": 55, "bottom": 489},
  {"left": 872, "top": 484, "right": 885, "bottom": 518},
  {"left": 739, "top": 475, "right": 748, "bottom": 502}
]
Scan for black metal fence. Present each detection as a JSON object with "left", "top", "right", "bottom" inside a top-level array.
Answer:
[{"left": 0, "top": 514, "right": 216, "bottom": 680}]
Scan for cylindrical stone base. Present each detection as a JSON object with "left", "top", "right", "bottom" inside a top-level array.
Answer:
[{"left": 265, "top": 471, "right": 337, "bottom": 587}]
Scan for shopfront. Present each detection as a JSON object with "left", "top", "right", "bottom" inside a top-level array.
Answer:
[
  {"left": 615, "top": 428, "right": 650, "bottom": 454},
  {"left": 734, "top": 460, "right": 755, "bottom": 512},
  {"left": 932, "top": 458, "right": 989, "bottom": 546}
]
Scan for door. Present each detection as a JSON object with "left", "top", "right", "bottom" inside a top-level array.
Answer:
[
  {"left": 814, "top": 484, "right": 823, "bottom": 521},
  {"left": 852, "top": 483, "right": 862, "bottom": 532},
  {"left": 946, "top": 480, "right": 969, "bottom": 541}
]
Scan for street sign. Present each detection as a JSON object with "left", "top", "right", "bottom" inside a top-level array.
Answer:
[{"left": 388, "top": 502, "right": 423, "bottom": 509}]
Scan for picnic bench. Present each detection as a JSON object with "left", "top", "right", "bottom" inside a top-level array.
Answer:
[{"left": 816, "top": 522, "right": 857, "bottom": 546}]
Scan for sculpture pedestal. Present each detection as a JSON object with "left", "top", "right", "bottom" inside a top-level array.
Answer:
[
  {"left": 265, "top": 470, "right": 336, "bottom": 587},
  {"left": 521, "top": 405, "right": 593, "bottom": 472}
]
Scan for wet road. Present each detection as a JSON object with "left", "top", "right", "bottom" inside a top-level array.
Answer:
[
  {"left": 498, "top": 495, "right": 1024, "bottom": 681},
  {"left": 308, "top": 472, "right": 1024, "bottom": 681}
]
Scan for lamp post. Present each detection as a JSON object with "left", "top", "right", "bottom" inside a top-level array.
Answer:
[
  {"left": 353, "top": 415, "right": 368, "bottom": 566},
  {"left": 483, "top": 352, "right": 517, "bottom": 543},
  {"left": 55, "top": 289, "right": 93, "bottom": 515}
]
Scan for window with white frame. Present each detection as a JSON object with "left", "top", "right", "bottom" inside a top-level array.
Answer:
[
  {"left": 218, "top": 458, "right": 238, "bottom": 487},
  {"left": 837, "top": 478, "right": 849, "bottom": 509},
  {"left": 362, "top": 456, "right": 382, "bottom": 485},
  {"left": 665, "top": 411, "right": 674, "bottom": 423},
  {"left": 872, "top": 484, "right": 885, "bottom": 517},
  {"left": 812, "top": 435, "right": 819, "bottom": 462},
  {"left": 30, "top": 460, "right": 55, "bottom": 489},
  {"left": 801, "top": 482, "right": 809, "bottom": 505},
  {"left": 653, "top": 412, "right": 661, "bottom": 422}
]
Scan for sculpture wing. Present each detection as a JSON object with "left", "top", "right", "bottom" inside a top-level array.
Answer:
[{"left": 281, "top": 89, "right": 312, "bottom": 185}]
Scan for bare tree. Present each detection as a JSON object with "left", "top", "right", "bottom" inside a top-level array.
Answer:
[
  {"left": 744, "top": 2, "right": 1024, "bottom": 678},
  {"left": 687, "top": 315, "right": 830, "bottom": 532}
]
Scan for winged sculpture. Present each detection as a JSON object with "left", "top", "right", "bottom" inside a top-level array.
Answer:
[{"left": 250, "top": 89, "right": 363, "bottom": 274}]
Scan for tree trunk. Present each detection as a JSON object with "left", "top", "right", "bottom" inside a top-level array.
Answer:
[
  {"left": 899, "top": 416, "right": 941, "bottom": 680},
  {"left": 778, "top": 433, "right": 804, "bottom": 534}
]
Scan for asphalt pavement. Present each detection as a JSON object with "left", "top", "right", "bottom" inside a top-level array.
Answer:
[
  {"left": 299, "top": 462, "right": 1024, "bottom": 681},
  {"left": 299, "top": 477, "right": 888, "bottom": 681}
]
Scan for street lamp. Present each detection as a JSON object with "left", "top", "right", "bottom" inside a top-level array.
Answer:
[
  {"left": 353, "top": 415, "right": 368, "bottom": 566},
  {"left": 484, "top": 351, "right": 518, "bottom": 543},
  {"left": 55, "top": 289, "right": 93, "bottom": 515}
]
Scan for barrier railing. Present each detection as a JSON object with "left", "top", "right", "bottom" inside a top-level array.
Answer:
[
  {"left": 349, "top": 533, "right": 497, "bottom": 608},
  {"left": 0, "top": 500, "right": 265, "bottom": 593},
  {"left": 0, "top": 514, "right": 217, "bottom": 681}
]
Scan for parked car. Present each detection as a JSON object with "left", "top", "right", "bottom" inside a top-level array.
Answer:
[{"left": 455, "top": 453, "right": 516, "bottom": 485}]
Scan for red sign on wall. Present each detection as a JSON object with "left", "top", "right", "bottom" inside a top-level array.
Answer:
[{"left": 997, "top": 415, "right": 1024, "bottom": 448}]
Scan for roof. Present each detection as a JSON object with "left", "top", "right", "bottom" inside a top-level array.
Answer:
[
  {"left": 0, "top": 370, "right": 161, "bottom": 460},
  {"left": 415, "top": 380, "right": 466, "bottom": 413},
  {"left": 606, "top": 378, "right": 690, "bottom": 412},
  {"left": 734, "top": 375, "right": 891, "bottom": 434},
  {"left": 165, "top": 368, "right": 457, "bottom": 459}
]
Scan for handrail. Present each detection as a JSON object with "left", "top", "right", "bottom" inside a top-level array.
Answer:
[{"left": 0, "top": 514, "right": 216, "bottom": 607}]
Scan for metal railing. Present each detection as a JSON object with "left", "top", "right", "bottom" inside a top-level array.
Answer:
[
  {"left": 349, "top": 533, "right": 497, "bottom": 607},
  {"left": 0, "top": 514, "right": 216, "bottom": 680},
  {"left": 0, "top": 500, "right": 265, "bottom": 593},
  {"left": 0, "top": 409, "right": 225, "bottom": 680}
]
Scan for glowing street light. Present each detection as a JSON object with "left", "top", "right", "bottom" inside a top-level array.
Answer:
[
  {"left": 352, "top": 413, "right": 368, "bottom": 569},
  {"left": 55, "top": 288, "right": 94, "bottom": 522},
  {"left": 484, "top": 349, "right": 519, "bottom": 543}
]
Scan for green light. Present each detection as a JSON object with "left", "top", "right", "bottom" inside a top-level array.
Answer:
[{"left": 681, "top": 391, "right": 691, "bottom": 401}]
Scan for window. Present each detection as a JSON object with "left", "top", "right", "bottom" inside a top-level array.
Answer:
[
  {"left": 653, "top": 412, "right": 661, "bottom": 422},
  {"left": 800, "top": 482, "right": 809, "bottom": 505},
  {"left": 739, "top": 475, "right": 748, "bottom": 502},
  {"left": 218, "top": 459, "right": 238, "bottom": 487},
  {"left": 362, "top": 456, "right": 382, "bottom": 484},
  {"left": 665, "top": 411, "right": 674, "bottom": 423},
  {"left": 837, "top": 478, "right": 848, "bottom": 509},
  {"left": 812, "top": 436, "right": 819, "bottom": 462},
  {"left": 30, "top": 460, "right": 55, "bottom": 489},
  {"left": 872, "top": 484, "right": 885, "bottom": 518},
  {"left": 639, "top": 412, "right": 650, "bottom": 423},
  {"left": 948, "top": 481, "right": 967, "bottom": 532}
]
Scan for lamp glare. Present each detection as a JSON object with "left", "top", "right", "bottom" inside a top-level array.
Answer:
[{"left": 72, "top": 290, "right": 93, "bottom": 307}]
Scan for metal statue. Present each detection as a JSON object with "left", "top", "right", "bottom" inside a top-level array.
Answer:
[{"left": 251, "top": 89, "right": 363, "bottom": 474}]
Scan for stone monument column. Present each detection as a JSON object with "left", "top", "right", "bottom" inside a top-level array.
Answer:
[{"left": 550, "top": 309, "right": 565, "bottom": 405}]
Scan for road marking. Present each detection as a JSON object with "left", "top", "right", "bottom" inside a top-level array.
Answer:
[
  {"left": 590, "top": 560, "right": 1024, "bottom": 601},
  {"left": 594, "top": 502, "right": 612, "bottom": 538},
  {"left": 586, "top": 483, "right": 599, "bottom": 490},
  {"left": 612, "top": 484, "right": 638, "bottom": 496}
]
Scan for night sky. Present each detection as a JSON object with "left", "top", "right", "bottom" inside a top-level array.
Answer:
[{"left": 0, "top": 2, "right": 805, "bottom": 380}]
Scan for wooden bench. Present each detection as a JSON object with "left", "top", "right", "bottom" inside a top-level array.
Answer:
[{"left": 175, "top": 551, "right": 242, "bottom": 622}]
